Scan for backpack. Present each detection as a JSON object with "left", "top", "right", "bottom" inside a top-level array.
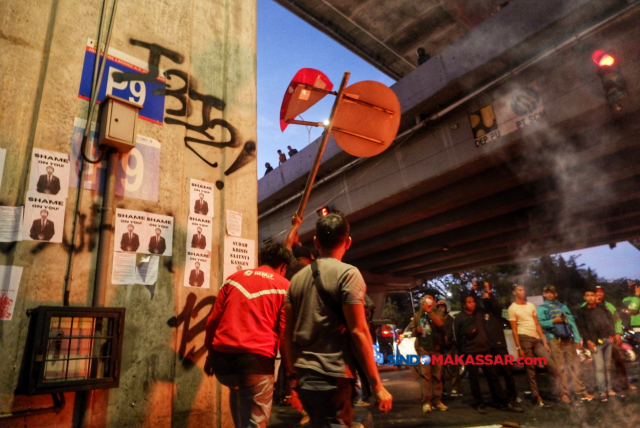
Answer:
[{"left": 546, "top": 303, "right": 572, "bottom": 339}]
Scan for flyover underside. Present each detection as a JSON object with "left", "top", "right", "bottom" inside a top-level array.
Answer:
[{"left": 342, "top": 113, "right": 640, "bottom": 279}]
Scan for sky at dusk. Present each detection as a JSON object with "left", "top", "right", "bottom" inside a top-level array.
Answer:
[{"left": 256, "top": 1, "right": 640, "bottom": 282}]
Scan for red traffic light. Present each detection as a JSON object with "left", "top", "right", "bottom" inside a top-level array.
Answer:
[
  {"left": 317, "top": 206, "right": 330, "bottom": 217},
  {"left": 592, "top": 50, "right": 615, "bottom": 67}
]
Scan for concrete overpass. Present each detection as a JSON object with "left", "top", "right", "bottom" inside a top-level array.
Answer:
[{"left": 259, "top": 0, "right": 640, "bottom": 286}]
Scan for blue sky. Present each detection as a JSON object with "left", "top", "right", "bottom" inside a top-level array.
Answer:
[{"left": 256, "top": 1, "right": 640, "bottom": 281}]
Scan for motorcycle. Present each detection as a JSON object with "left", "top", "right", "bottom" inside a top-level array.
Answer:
[{"left": 621, "top": 329, "right": 640, "bottom": 362}]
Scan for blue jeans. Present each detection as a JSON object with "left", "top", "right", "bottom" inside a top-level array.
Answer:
[
  {"left": 593, "top": 338, "right": 613, "bottom": 394},
  {"left": 295, "top": 368, "right": 355, "bottom": 428},
  {"left": 217, "top": 373, "right": 275, "bottom": 428}
]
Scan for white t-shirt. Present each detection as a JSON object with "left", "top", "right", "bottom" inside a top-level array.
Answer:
[{"left": 508, "top": 301, "right": 540, "bottom": 339}]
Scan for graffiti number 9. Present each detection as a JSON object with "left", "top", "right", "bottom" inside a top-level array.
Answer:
[{"left": 120, "top": 148, "right": 144, "bottom": 192}]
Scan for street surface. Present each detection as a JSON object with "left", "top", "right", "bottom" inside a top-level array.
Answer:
[{"left": 269, "top": 362, "right": 640, "bottom": 427}]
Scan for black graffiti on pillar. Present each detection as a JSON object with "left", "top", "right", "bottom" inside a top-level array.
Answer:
[
  {"left": 113, "top": 39, "right": 251, "bottom": 175},
  {"left": 167, "top": 292, "right": 216, "bottom": 368},
  {"left": 224, "top": 140, "right": 256, "bottom": 176},
  {"left": 112, "top": 39, "right": 184, "bottom": 85}
]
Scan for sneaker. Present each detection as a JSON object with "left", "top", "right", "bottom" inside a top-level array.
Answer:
[
  {"left": 504, "top": 403, "right": 524, "bottom": 413},
  {"left": 422, "top": 403, "right": 432, "bottom": 413},
  {"left": 476, "top": 404, "right": 488, "bottom": 414},
  {"left": 354, "top": 400, "right": 370, "bottom": 407},
  {"left": 600, "top": 393, "right": 609, "bottom": 403},
  {"left": 579, "top": 393, "right": 595, "bottom": 402},
  {"left": 299, "top": 412, "right": 310, "bottom": 426},
  {"left": 434, "top": 402, "right": 449, "bottom": 411},
  {"left": 450, "top": 390, "right": 462, "bottom": 397},
  {"left": 561, "top": 395, "right": 571, "bottom": 404},
  {"left": 536, "top": 397, "right": 552, "bottom": 408}
]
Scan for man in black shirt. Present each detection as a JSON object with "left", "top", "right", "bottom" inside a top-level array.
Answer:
[
  {"left": 576, "top": 288, "right": 617, "bottom": 402},
  {"left": 287, "top": 146, "right": 298, "bottom": 157},
  {"left": 437, "top": 301, "right": 461, "bottom": 397},
  {"left": 454, "top": 293, "right": 518, "bottom": 414},
  {"left": 474, "top": 281, "right": 521, "bottom": 409},
  {"left": 264, "top": 163, "right": 273, "bottom": 176}
]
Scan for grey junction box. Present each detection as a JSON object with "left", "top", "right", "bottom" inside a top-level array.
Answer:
[{"left": 98, "top": 95, "right": 142, "bottom": 152}]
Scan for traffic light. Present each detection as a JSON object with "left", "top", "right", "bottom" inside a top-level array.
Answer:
[
  {"left": 317, "top": 206, "right": 331, "bottom": 217},
  {"left": 592, "top": 50, "right": 627, "bottom": 107}
]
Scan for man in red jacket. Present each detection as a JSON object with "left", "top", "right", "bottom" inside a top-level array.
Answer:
[{"left": 204, "top": 243, "right": 293, "bottom": 428}]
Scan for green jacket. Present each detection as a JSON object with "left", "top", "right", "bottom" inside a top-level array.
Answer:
[
  {"left": 623, "top": 296, "right": 640, "bottom": 327},
  {"left": 581, "top": 300, "right": 623, "bottom": 335},
  {"left": 538, "top": 300, "right": 581, "bottom": 343}
]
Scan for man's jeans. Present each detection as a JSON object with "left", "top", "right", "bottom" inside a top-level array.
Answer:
[
  {"left": 593, "top": 338, "right": 613, "bottom": 394},
  {"left": 549, "top": 338, "right": 586, "bottom": 397},
  {"left": 417, "top": 348, "right": 442, "bottom": 404},
  {"left": 519, "top": 335, "right": 559, "bottom": 399},
  {"left": 217, "top": 373, "right": 274, "bottom": 428},
  {"left": 295, "top": 368, "right": 355, "bottom": 428}
]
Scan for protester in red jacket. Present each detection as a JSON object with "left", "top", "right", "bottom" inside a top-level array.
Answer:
[{"left": 204, "top": 243, "right": 293, "bottom": 428}]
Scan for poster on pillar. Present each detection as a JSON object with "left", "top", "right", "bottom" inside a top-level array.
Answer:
[
  {"left": 114, "top": 209, "right": 147, "bottom": 253},
  {"left": 69, "top": 117, "right": 161, "bottom": 202},
  {"left": 222, "top": 236, "right": 256, "bottom": 281},
  {"left": 28, "top": 148, "right": 71, "bottom": 199},
  {"left": 186, "top": 214, "right": 212, "bottom": 253},
  {"left": 189, "top": 179, "right": 214, "bottom": 216},
  {"left": 0, "top": 265, "right": 23, "bottom": 321},
  {"left": 144, "top": 213, "right": 174, "bottom": 256},
  {"left": 22, "top": 194, "right": 66, "bottom": 243},
  {"left": 184, "top": 251, "right": 211, "bottom": 289}
]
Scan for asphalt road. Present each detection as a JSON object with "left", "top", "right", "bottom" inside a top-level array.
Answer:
[{"left": 268, "top": 361, "right": 640, "bottom": 427}]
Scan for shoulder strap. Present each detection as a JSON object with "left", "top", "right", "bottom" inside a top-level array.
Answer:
[{"left": 310, "top": 260, "right": 346, "bottom": 323}]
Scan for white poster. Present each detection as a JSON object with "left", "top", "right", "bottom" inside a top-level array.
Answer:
[
  {"left": 144, "top": 213, "right": 174, "bottom": 256},
  {"left": 0, "top": 148, "right": 6, "bottom": 191},
  {"left": 135, "top": 255, "right": 160, "bottom": 286},
  {"left": 226, "top": 210, "right": 242, "bottom": 237},
  {"left": 111, "top": 252, "right": 137, "bottom": 285},
  {"left": 186, "top": 214, "right": 212, "bottom": 253},
  {"left": 22, "top": 194, "right": 65, "bottom": 243},
  {"left": 0, "top": 206, "right": 23, "bottom": 242},
  {"left": 184, "top": 251, "right": 211, "bottom": 289},
  {"left": 189, "top": 179, "right": 214, "bottom": 216},
  {"left": 28, "top": 148, "right": 71, "bottom": 198},
  {"left": 222, "top": 235, "right": 255, "bottom": 281},
  {"left": 0, "top": 265, "right": 23, "bottom": 321},
  {"left": 114, "top": 209, "right": 146, "bottom": 253}
]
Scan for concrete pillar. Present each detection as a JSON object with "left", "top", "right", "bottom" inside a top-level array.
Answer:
[{"left": 0, "top": 0, "right": 257, "bottom": 426}]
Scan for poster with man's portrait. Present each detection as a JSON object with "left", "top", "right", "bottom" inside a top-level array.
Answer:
[
  {"left": 114, "top": 209, "right": 146, "bottom": 253},
  {"left": 186, "top": 214, "right": 212, "bottom": 253},
  {"left": 189, "top": 179, "right": 214, "bottom": 217},
  {"left": 183, "top": 253, "right": 211, "bottom": 289},
  {"left": 144, "top": 213, "right": 174, "bottom": 256},
  {"left": 22, "top": 194, "right": 66, "bottom": 243},
  {"left": 28, "top": 148, "right": 71, "bottom": 199}
]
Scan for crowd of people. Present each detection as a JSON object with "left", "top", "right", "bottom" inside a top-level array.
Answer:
[
  {"left": 411, "top": 280, "right": 639, "bottom": 417},
  {"left": 200, "top": 208, "right": 639, "bottom": 427}
]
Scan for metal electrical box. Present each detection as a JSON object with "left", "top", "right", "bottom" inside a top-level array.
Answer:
[{"left": 98, "top": 95, "right": 141, "bottom": 152}]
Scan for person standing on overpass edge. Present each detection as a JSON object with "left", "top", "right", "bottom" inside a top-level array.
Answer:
[
  {"left": 284, "top": 212, "right": 392, "bottom": 427},
  {"left": 537, "top": 285, "right": 594, "bottom": 404},
  {"left": 508, "top": 284, "right": 560, "bottom": 408},
  {"left": 203, "top": 243, "right": 294, "bottom": 428}
]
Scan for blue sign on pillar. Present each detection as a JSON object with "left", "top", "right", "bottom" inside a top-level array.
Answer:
[{"left": 78, "top": 39, "right": 166, "bottom": 125}]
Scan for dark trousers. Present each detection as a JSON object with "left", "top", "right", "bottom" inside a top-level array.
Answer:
[
  {"left": 490, "top": 347, "right": 517, "bottom": 403},
  {"left": 296, "top": 368, "right": 355, "bottom": 428},
  {"left": 465, "top": 352, "right": 506, "bottom": 407},
  {"left": 612, "top": 345, "right": 631, "bottom": 389}
]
